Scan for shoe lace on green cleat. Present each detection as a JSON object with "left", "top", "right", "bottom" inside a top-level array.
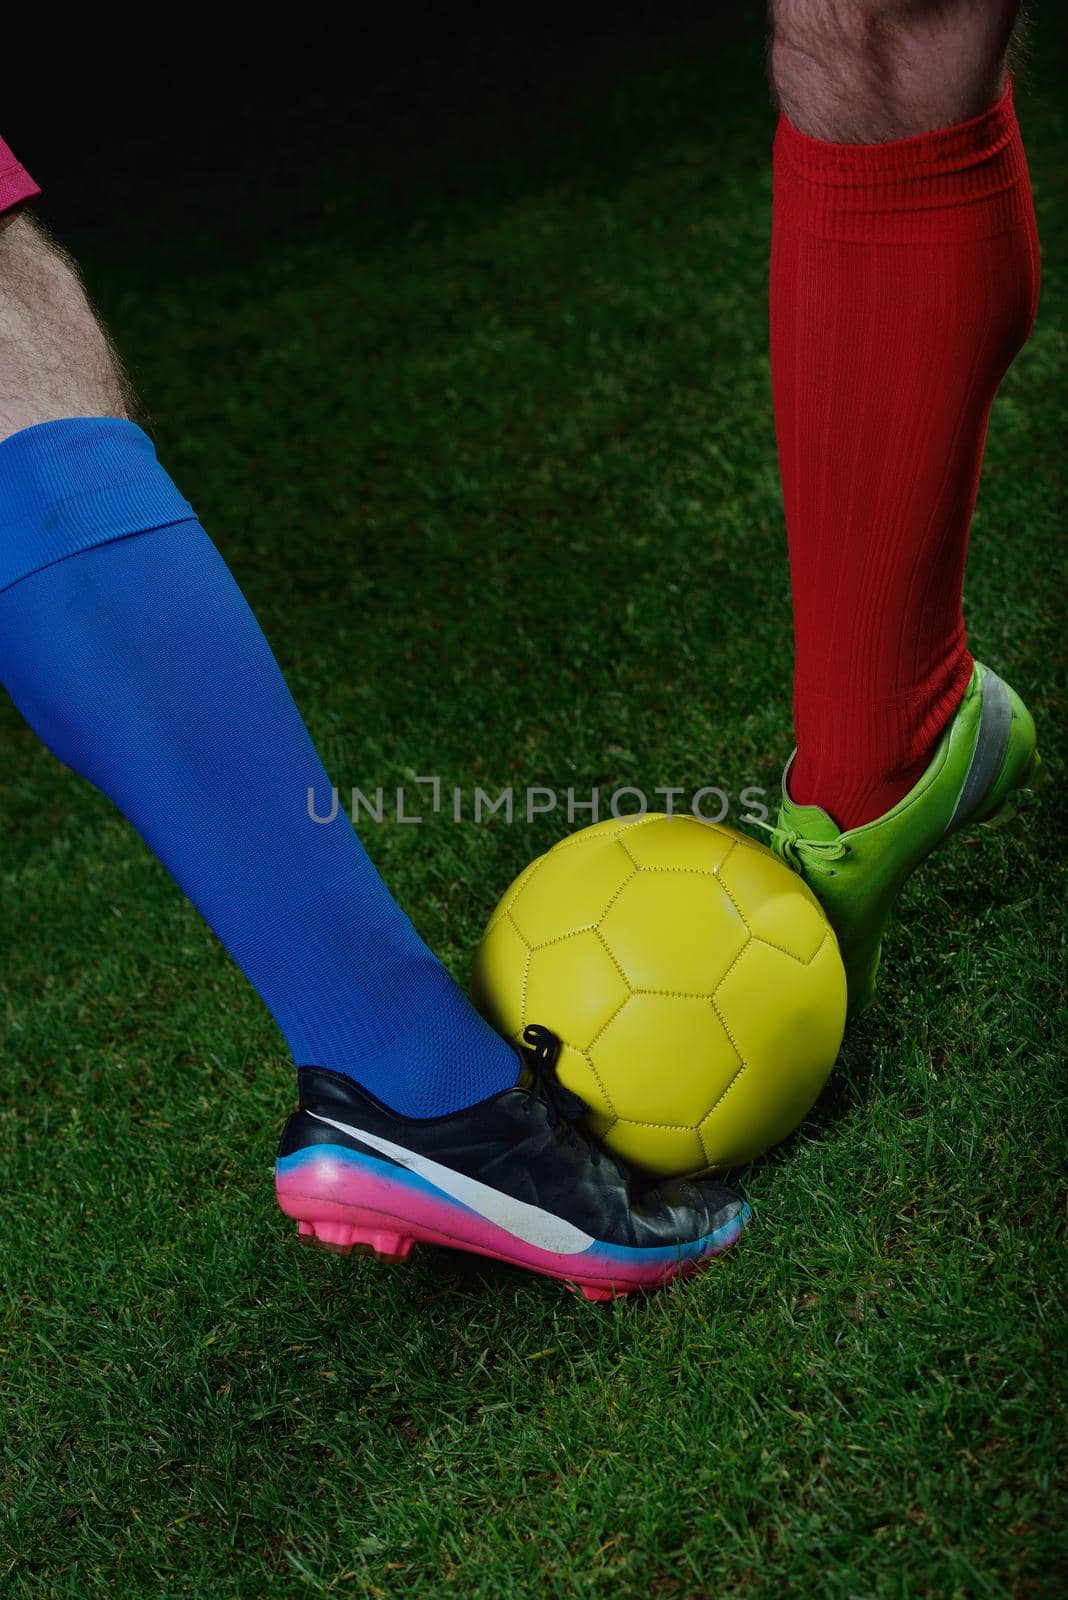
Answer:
[{"left": 752, "top": 821, "right": 849, "bottom": 877}]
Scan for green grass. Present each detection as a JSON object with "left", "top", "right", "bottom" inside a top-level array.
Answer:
[{"left": 1, "top": 13, "right": 1066, "bottom": 1598}]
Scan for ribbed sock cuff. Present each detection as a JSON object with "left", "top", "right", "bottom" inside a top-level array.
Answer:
[
  {"left": 773, "top": 77, "right": 1032, "bottom": 243},
  {"left": 791, "top": 645, "right": 975, "bottom": 827},
  {"left": 0, "top": 418, "right": 195, "bottom": 595}
]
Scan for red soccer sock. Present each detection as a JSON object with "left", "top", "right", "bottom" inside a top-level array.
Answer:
[{"left": 771, "top": 79, "right": 1039, "bottom": 831}]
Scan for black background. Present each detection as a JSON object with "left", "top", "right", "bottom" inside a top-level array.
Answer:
[{"left": 3, "top": 3, "right": 760, "bottom": 243}]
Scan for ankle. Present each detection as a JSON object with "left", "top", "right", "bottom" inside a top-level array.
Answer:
[{"left": 789, "top": 754, "right": 931, "bottom": 831}]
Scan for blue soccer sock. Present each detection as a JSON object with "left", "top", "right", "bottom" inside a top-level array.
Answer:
[{"left": 0, "top": 418, "right": 518, "bottom": 1117}]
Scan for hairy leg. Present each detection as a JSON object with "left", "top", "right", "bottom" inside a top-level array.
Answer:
[
  {"left": 0, "top": 212, "right": 134, "bottom": 435},
  {"left": 769, "top": 0, "right": 1021, "bottom": 141}
]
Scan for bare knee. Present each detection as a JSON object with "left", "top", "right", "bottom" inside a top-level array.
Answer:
[
  {"left": 0, "top": 211, "right": 135, "bottom": 443},
  {"left": 769, "top": 0, "right": 1021, "bottom": 141}
]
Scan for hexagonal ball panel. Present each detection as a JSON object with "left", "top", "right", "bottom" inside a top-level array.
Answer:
[
  {"left": 470, "top": 913, "right": 528, "bottom": 1040},
  {"left": 555, "top": 1043, "right": 617, "bottom": 1122},
  {"left": 599, "top": 870, "right": 748, "bottom": 993},
  {"left": 704, "top": 936, "right": 846, "bottom": 1167},
  {"left": 618, "top": 814, "right": 738, "bottom": 873},
  {"left": 524, "top": 929, "right": 630, "bottom": 1048},
  {"left": 509, "top": 835, "right": 635, "bottom": 947},
  {"left": 604, "top": 1119, "right": 708, "bottom": 1180},
  {"left": 717, "top": 837, "right": 830, "bottom": 964},
  {"left": 589, "top": 992, "right": 742, "bottom": 1126}
]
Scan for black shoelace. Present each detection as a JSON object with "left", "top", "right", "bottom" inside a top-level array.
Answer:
[
  {"left": 520, "top": 1024, "right": 675, "bottom": 1201},
  {"left": 518, "top": 1023, "right": 624, "bottom": 1175}
]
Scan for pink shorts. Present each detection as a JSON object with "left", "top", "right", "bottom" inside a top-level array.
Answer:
[{"left": 0, "top": 134, "right": 40, "bottom": 215}]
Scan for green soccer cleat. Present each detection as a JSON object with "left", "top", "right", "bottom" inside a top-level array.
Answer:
[{"left": 762, "top": 663, "right": 1044, "bottom": 1018}]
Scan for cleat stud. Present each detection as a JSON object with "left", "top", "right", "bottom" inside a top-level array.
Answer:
[
  {"left": 305, "top": 1220, "right": 358, "bottom": 1255},
  {"left": 1022, "top": 750, "right": 1048, "bottom": 793},
  {"left": 315, "top": 1221, "right": 352, "bottom": 1246},
  {"left": 369, "top": 1231, "right": 414, "bottom": 1263},
  {"left": 578, "top": 1283, "right": 617, "bottom": 1302},
  {"left": 291, "top": 1217, "right": 413, "bottom": 1263}
]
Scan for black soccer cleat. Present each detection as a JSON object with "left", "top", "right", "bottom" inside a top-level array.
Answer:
[{"left": 276, "top": 1024, "right": 749, "bottom": 1300}]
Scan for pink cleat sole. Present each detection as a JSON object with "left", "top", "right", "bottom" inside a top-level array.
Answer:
[
  {"left": 281, "top": 1168, "right": 746, "bottom": 1301},
  {"left": 294, "top": 1211, "right": 727, "bottom": 1298}
]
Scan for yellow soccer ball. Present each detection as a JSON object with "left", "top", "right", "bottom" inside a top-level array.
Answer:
[{"left": 471, "top": 813, "right": 847, "bottom": 1177}]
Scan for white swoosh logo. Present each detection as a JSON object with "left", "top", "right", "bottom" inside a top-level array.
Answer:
[{"left": 306, "top": 1111, "right": 595, "bottom": 1256}]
